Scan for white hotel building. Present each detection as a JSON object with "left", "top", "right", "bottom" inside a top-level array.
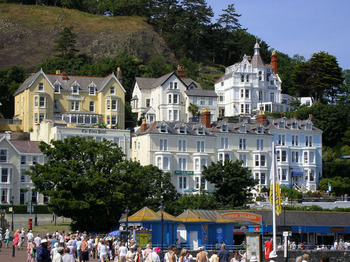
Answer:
[{"left": 131, "top": 112, "right": 322, "bottom": 194}]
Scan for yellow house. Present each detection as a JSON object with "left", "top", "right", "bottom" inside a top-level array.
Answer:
[{"left": 14, "top": 69, "right": 126, "bottom": 132}]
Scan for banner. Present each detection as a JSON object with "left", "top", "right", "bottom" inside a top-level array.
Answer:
[
  {"left": 269, "top": 183, "right": 281, "bottom": 215},
  {"left": 269, "top": 145, "right": 281, "bottom": 216}
]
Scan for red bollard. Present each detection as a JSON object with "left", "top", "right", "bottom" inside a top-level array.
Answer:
[{"left": 28, "top": 218, "right": 33, "bottom": 230}]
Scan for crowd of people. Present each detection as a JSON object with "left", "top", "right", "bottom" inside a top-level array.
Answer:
[{"left": 0, "top": 227, "right": 335, "bottom": 262}]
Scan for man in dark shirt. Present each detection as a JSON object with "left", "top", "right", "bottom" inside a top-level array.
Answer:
[
  {"left": 36, "top": 239, "right": 52, "bottom": 262},
  {"left": 217, "top": 244, "right": 229, "bottom": 262}
]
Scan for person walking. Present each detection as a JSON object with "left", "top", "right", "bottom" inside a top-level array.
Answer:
[
  {"left": 52, "top": 246, "right": 64, "bottom": 262},
  {"left": 217, "top": 244, "right": 229, "bottom": 262},
  {"left": 230, "top": 252, "right": 240, "bottom": 262},
  {"left": 36, "top": 239, "right": 52, "bottom": 262},
  {"left": 196, "top": 247, "right": 208, "bottom": 262},
  {"left": 5, "top": 229, "right": 11, "bottom": 248},
  {"left": 27, "top": 238, "right": 36, "bottom": 262},
  {"left": 80, "top": 237, "right": 89, "bottom": 262},
  {"left": 13, "top": 229, "right": 20, "bottom": 250}
]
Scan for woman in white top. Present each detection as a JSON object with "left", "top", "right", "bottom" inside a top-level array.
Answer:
[{"left": 99, "top": 240, "right": 111, "bottom": 262}]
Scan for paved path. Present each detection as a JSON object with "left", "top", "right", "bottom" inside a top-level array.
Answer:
[{"left": 4, "top": 213, "right": 71, "bottom": 230}]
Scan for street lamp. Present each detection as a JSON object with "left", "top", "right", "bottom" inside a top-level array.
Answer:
[
  {"left": 159, "top": 203, "right": 165, "bottom": 260},
  {"left": 34, "top": 193, "right": 38, "bottom": 226},
  {"left": 289, "top": 167, "right": 293, "bottom": 205},
  {"left": 11, "top": 195, "right": 14, "bottom": 231},
  {"left": 125, "top": 207, "right": 129, "bottom": 248}
]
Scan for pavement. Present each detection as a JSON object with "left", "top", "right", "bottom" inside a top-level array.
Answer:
[{"left": 3, "top": 213, "right": 71, "bottom": 230}]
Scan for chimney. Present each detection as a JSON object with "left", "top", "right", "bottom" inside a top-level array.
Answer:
[
  {"left": 117, "top": 67, "right": 122, "bottom": 83},
  {"left": 177, "top": 65, "right": 186, "bottom": 78},
  {"left": 201, "top": 108, "right": 211, "bottom": 128},
  {"left": 271, "top": 51, "right": 278, "bottom": 74},
  {"left": 308, "top": 114, "right": 314, "bottom": 122},
  {"left": 61, "top": 72, "right": 68, "bottom": 80},
  {"left": 56, "top": 70, "right": 61, "bottom": 75},
  {"left": 257, "top": 112, "right": 267, "bottom": 126},
  {"left": 140, "top": 118, "right": 147, "bottom": 132}
]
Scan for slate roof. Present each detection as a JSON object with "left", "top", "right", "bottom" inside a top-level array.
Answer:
[
  {"left": 14, "top": 70, "right": 124, "bottom": 96},
  {"left": 266, "top": 117, "right": 322, "bottom": 133},
  {"left": 10, "top": 140, "right": 41, "bottom": 154},
  {"left": 185, "top": 89, "right": 217, "bottom": 97}
]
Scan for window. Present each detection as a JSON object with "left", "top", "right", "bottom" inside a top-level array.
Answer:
[
  {"left": 292, "top": 121, "right": 299, "bottom": 129},
  {"left": 194, "top": 176, "right": 200, "bottom": 190},
  {"left": 278, "top": 134, "right": 285, "bottom": 145},
  {"left": 168, "top": 110, "right": 173, "bottom": 121},
  {"left": 270, "top": 93, "right": 275, "bottom": 102},
  {"left": 258, "top": 91, "right": 262, "bottom": 101},
  {"left": 110, "top": 86, "right": 115, "bottom": 94},
  {"left": 72, "top": 84, "right": 79, "bottom": 94},
  {"left": 278, "top": 121, "right": 285, "bottom": 129},
  {"left": 89, "top": 86, "right": 95, "bottom": 95},
  {"left": 34, "top": 113, "right": 38, "bottom": 124},
  {"left": 222, "top": 124, "right": 228, "bottom": 132},
  {"left": 241, "top": 75, "right": 244, "bottom": 82},
  {"left": 54, "top": 100, "right": 59, "bottom": 111},
  {"left": 179, "top": 177, "right": 187, "bottom": 189},
  {"left": 1, "top": 168, "right": 11, "bottom": 183},
  {"left": 89, "top": 101, "right": 94, "bottom": 112},
  {"left": 170, "top": 82, "right": 178, "bottom": 89},
  {"left": 239, "top": 125, "right": 246, "bottom": 133},
  {"left": 277, "top": 150, "right": 281, "bottom": 162},
  {"left": 261, "top": 173, "right": 266, "bottom": 185},
  {"left": 146, "top": 99, "right": 151, "bottom": 107},
  {"left": 305, "top": 122, "right": 312, "bottom": 130},
  {"left": 160, "top": 124, "right": 167, "bottom": 133},
  {"left": 1, "top": 188, "right": 8, "bottom": 203},
  {"left": 245, "top": 104, "right": 250, "bottom": 114},
  {"left": 163, "top": 157, "right": 170, "bottom": 170},
  {"left": 291, "top": 151, "right": 299, "bottom": 163},
  {"left": 240, "top": 89, "right": 244, "bottom": 98},
  {"left": 178, "top": 140, "right": 187, "bottom": 152},
  {"left": 32, "top": 156, "right": 38, "bottom": 165},
  {"left": 197, "top": 127, "right": 205, "bottom": 135},
  {"left": 21, "top": 169, "right": 26, "bottom": 182},
  {"left": 111, "top": 100, "right": 117, "bottom": 110},
  {"left": 257, "top": 126, "right": 263, "bottom": 134},
  {"left": 174, "top": 110, "right": 179, "bottom": 121},
  {"left": 70, "top": 101, "right": 79, "bottom": 111},
  {"left": 209, "top": 98, "right": 213, "bottom": 106},
  {"left": 219, "top": 95, "right": 223, "bottom": 102},
  {"left": 34, "top": 96, "right": 38, "bottom": 107},
  {"left": 111, "top": 116, "right": 117, "bottom": 125},
  {"left": 159, "top": 139, "right": 168, "bottom": 151},
  {"left": 196, "top": 141, "right": 205, "bottom": 152},
  {"left": 281, "top": 169, "right": 287, "bottom": 181},
  {"left": 193, "top": 97, "right": 197, "bottom": 105},
  {"left": 258, "top": 71, "right": 262, "bottom": 81},
  {"left": 54, "top": 83, "right": 60, "bottom": 93},
  {"left": 304, "top": 152, "right": 308, "bottom": 163},
  {"left": 179, "top": 126, "right": 186, "bottom": 134},
  {"left": 178, "top": 157, "right": 187, "bottom": 170},
  {"left": 21, "top": 156, "right": 27, "bottom": 165},
  {"left": 200, "top": 98, "right": 205, "bottom": 105},
  {"left": 107, "top": 115, "right": 110, "bottom": 125},
  {"left": 239, "top": 154, "right": 247, "bottom": 166},
  {"left": 39, "top": 97, "right": 45, "bottom": 108},
  {"left": 256, "top": 139, "right": 264, "bottom": 150},
  {"left": 239, "top": 138, "right": 246, "bottom": 150},
  {"left": 292, "top": 135, "right": 299, "bottom": 146},
  {"left": 39, "top": 113, "right": 45, "bottom": 122},
  {"left": 310, "top": 151, "right": 315, "bottom": 163},
  {"left": 218, "top": 152, "right": 231, "bottom": 162},
  {"left": 0, "top": 149, "right": 7, "bottom": 162},
  {"left": 221, "top": 137, "right": 229, "bottom": 149},
  {"left": 246, "top": 75, "right": 249, "bottom": 82},
  {"left": 281, "top": 150, "right": 287, "bottom": 162},
  {"left": 255, "top": 155, "right": 266, "bottom": 166},
  {"left": 310, "top": 169, "right": 315, "bottom": 182},
  {"left": 305, "top": 136, "right": 312, "bottom": 147},
  {"left": 38, "top": 83, "right": 44, "bottom": 91},
  {"left": 245, "top": 89, "right": 249, "bottom": 98}
]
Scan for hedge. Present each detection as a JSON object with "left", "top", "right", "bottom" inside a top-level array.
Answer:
[{"left": 0, "top": 204, "right": 52, "bottom": 214}]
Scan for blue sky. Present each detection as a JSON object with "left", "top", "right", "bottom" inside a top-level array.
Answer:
[{"left": 206, "top": 0, "right": 350, "bottom": 70}]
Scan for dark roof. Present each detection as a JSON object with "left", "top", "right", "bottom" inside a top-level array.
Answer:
[
  {"left": 14, "top": 70, "right": 123, "bottom": 96},
  {"left": 218, "top": 210, "right": 350, "bottom": 227},
  {"left": 10, "top": 140, "right": 41, "bottom": 154},
  {"left": 265, "top": 117, "right": 322, "bottom": 133},
  {"left": 185, "top": 89, "right": 217, "bottom": 97}
]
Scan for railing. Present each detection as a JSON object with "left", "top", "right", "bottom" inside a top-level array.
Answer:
[
  {"left": 0, "top": 119, "right": 22, "bottom": 125},
  {"left": 151, "top": 244, "right": 245, "bottom": 251}
]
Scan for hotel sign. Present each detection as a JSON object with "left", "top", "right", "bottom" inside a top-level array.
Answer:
[
  {"left": 221, "top": 212, "right": 262, "bottom": 224},
  {"left": 174, "top": 170, "right": 194, "bottom": 175},
  {"left": 81, "top": 129, "right": 107, "bottom": 134}
]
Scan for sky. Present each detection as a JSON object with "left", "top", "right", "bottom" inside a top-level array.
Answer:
[{"left": 206, "top": 0, "right": 350, "bottom": 70}]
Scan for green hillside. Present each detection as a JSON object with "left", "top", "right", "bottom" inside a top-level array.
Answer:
[{"left": 0, "top": 3, "right": 174, "bottom": 71}]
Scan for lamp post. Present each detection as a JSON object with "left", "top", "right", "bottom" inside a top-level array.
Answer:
[
  {"left": 159, "top": 203, "right": 165, "bottom": 260},
  {"left": 125, "top": 207, "right": 129, "bottom": 248},
  {"left": 11, "top": 195, "right": 14, "bottom": 231},
  {"left": 34, "top": 194, "right": 38, "bottom": 226},
  {"left": 290, "top": 168, "right": 293, "bottom": 205}
]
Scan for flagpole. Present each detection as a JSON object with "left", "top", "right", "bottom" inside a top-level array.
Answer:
[{"left": 272, "top": 141, "right": 277, "bottom": 252}]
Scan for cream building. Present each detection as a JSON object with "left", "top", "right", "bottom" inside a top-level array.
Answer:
[
  {"left": 14, "top": 69, "right": 125, "bottom": 132},
  {"left": 30, "top": 120, "right": 130, "bottom": 159},
  {"left": 0, "top": 134, "right": 45, "bottom": 205},
  {"left": 131, "top": 68, "right": 218, "bottom": 124}
]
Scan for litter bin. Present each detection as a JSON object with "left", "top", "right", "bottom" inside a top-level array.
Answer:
[{"left": 28, "top": 218, "right": 33, "bottom": 230}]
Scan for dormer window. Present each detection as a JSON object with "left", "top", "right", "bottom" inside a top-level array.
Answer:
[
  {"left": 198, "top": 126, "right": 205, "bottom": 135},
  {"left": 160, "top": 124, "right": 168, "bottom": 133},
  {"left": 239, "top": 125, "right": 246, "bottom": 133},
  {"left": 305, "top": 121, "right": 312, "bottom": 130},
  {"left": 257, "top": 126, "right": 264, "bottom": 134},
  {"left": 222, "top": 124, "right": 228, "bottom": 132},
  {"left": 110, "top": 86, "right": 115, "bottom": 94},
  {"left": 292, "top": 121, "right": 299, "bottom": 130},
  {"left": 170, "top": 82, "right": 178, "bottom": 89},
  {"left": 89, "top": 86, "right": 96, "bottom": 95},
  {"left": 278, "top": 121, "right": 285, "bottom": 129},
  {"left": 179, "top": 125, "right": 187, "bottom": 134},
  {"left": 38, "top": 83, "right": 44, "bottom": 91},
  {"left": 72, "top": 84, "right": 79, "bottom": 94},
  {"left": 54, "top": 83, "right": 60, "bottom": 93}
]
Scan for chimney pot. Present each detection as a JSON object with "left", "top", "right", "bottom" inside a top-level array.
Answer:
[
  {"left": 271, "top": 51, "right": 278, "bottom": 74},
  {"left": 140, "top": 118, "right": 147, "bottom": 132},
  {"left": 201, "top": 108, "right": 211, "bottom": 128}
]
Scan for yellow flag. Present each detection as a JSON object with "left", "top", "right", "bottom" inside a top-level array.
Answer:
[
  {"left": 270, "top": 183, "right": 282, "bottom": 215},
  {"left": 269, "top": 144, "right": 282, "bottom": 216}
]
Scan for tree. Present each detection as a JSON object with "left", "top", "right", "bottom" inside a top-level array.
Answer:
[
  {"left": 188, "top": 103, "right": 199, "bottom": 118},
  {"left": 217, "top": 4, "right": 242, "bottom": 32},
  {"left": 292, "top": 52, "right": 343, "bottom": 102},
  {"left": 27, "top": 136, "right": 178, "bottom": 231},
  {"left": 319, "top": 177, "right": 350, "bottom": 196},
  {"left": 0, "top": 66, "right": 26, "bottom": 119},
  {"left": 202, "top": 159, "right": 257, "bottom": 208},
  {"left": 173, "top": 192, "right": 218, "bottom": 215},
  {"left": 54, "top": 26, "right": 79, "bottom": 60}
]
